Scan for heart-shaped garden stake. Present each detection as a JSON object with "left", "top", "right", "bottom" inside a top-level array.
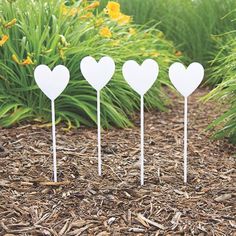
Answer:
[
  {"left": 169, "top": 62, "right": 204, "bottom": 183},
  {"left": 123, "top": 59, "right": 159, "bottom": 96},
  {"left": 34, "top": 65, "right": 70, "bottom": 100},
  {"left": 80, "top": 56, "right": 115, "bottom": 176},
  {"left": 80, "top": 56, "right": 115, "bottom": 91},
  {"left": 34, "top": 65, "right": 70, "bottom": 182},
  {"left": 123, "top": 59, "right": 159, "bottom": 185},
  {"left": 169, "top": 62, "right": 204, "bottom": 98}
]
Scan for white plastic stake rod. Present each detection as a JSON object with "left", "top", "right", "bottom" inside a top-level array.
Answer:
[
  {"left": 80, "top": 56, "right": 115, "bottom": 176},
  {"left": 97, "top": 90, "right": 102, "bottom": 176},
  {"left": 122, "top": 59, "right": 159, "bottom": 185},
  {"left": 169, "top": 62, "right": 204, "bottom": 183},
  {"left": 34, "top": 65, "right": 70, "bottom": 182},
  {"left": 51, "top": 99, "right": 57, "bottom": 182},
  {"left": 140, "top": 95, "right": 144, "bottom": 185},
  {"left": 184, "top": 96, "right": 188, "bottom": 183}
]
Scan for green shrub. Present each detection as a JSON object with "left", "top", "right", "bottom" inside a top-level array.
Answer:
[
  {"left": 0, "top": 0, "right": 178, "bottom": 128},
  {"left": 204, "top": 35, "right": 236, "bottom": 143},
  {"left": 102, "top": 0, "right": 236, "bottom": 69}
]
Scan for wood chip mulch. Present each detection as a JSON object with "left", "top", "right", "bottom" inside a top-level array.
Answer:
[{"left": 0, "top": 89, "right": 235, "bottom": 235}]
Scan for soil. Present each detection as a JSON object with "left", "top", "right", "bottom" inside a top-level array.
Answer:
[{"left": 0, "top": 89, "right": 235, "bottom": 236}]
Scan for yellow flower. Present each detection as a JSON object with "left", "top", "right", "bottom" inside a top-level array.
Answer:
[
  {"left": 61, "top": 4, "right": 67, "bottom": 15},
  {"left": 104, "top": 2, "right": 131, "bottom": 25},
  {"left": 22, "top": 56, "right": 33, "bottom": 65},
  {"left": 175, "top": 50, "right": 182, "bottom": 57},
  {"left": 12, "top": 54, "right": 20, "bottom": 64},
  {"left": 61, "top": 4, "right": 79, "bottom": 16},
  {"left": 106, "top": 2, "right": 120, "bottom": 13},
  {"left": 4, "top": 18, "right": 17, "bottom": 29},
  {"left": 0, "top": 35, "right": 9, "bottom": 46},
  {"left": 59, "top": 35, "right": 69, "bottom": 47},
  {"left": 69, "top": 8, "right": 79, "bottom": 16},
  {"left": 99, "top": 27, "right": 112, "bottom": 38},
  {"left": 12, "top": 54, "right": 33, "bottom": 65},
  {"left": 117, "top": 14, "right": 131, "bottom": 25},
  {"left": 129, "top": 28, "right": 136, "bottom": 35},
  {"left": 80, "top": 12, "right": 94, "bottom": 20},
  {"left": 105, "top": 1, "right": 121, "bottom": 19},
  {"left": 59, "top": 48, "right": 65, "bottom": 60},
  {"left": 84, "top": 1, "right": 100, "bottom": 10}
]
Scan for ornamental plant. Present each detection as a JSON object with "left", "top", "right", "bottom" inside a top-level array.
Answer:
[
  {"left": 204, "top": 35, "right": 236, "bottom": 143},
  {"left": 106, "top": 0, "right": 236, "bottom": 70},
  {"left": 0, "top": 0, "right": 178, "bottom": 128}
]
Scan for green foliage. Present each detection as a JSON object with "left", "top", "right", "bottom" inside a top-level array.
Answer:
[
  {"left": 99, "top": 0, "right": 236, "bottom": 142},
  {"left": 101, "top": 0, "right": 236, "bottom": 68},
  {"left": 0, "top": 0, "right": 178, "bottom": 128},
  {"left": 204, "top": 35, "right": 236, "bottom": 143}
]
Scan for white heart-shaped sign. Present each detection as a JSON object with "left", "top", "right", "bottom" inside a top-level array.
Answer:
[
  {"left": 34, "top": 65, "right": 70, "bottom": 100},
  {"left": 169, "top": 62, "right": 204, "bottom": 97},
  {"left": 80, "top": 56, "right": 115, "bottom": 91},
  {"left": 122, "top": 59, "right": 159, "bottom": 95}
]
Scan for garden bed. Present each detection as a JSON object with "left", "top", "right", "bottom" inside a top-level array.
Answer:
[{"left": 0, "top": 88, "right": 235, "bottom": 235}]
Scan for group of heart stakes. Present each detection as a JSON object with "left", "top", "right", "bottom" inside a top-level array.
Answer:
[{"left": 34, "top": 56, "right": 205, "bottom": 185}]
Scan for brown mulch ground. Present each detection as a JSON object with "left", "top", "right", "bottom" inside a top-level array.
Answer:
[{"left": 0, "top": 89, "right": 235, "bottom": 236}]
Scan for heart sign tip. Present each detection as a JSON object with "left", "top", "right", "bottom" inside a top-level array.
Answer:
[
  {"left": 80, "top": 56, "right": 115, "bottom": 91},
  {"left": 169, "top": 62, "right": 204, "bottom": 97},
  {"left": 34, "top": 64, "right": 70, "bottom": 100},
  {"left": 122, "top": 59, "right": 159, "bottom": 96}
]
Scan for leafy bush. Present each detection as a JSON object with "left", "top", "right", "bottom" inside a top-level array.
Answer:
[
  {"left": 0, "top": 0, "right": 178, "bottom": 128},
  {"left": 102, "top": 0, "right": 236, "bottom": 68},
  {"left": 204, "top": 35, "right": 236, "bottom": 143}
]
